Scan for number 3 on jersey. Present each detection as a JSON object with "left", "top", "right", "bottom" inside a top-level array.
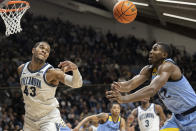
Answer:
[
  {"left": 145, "top": 120, "right": 149, "bottom": 127},
  {"left": 24, "top": 86, "right": 36, "bottom": 97}
]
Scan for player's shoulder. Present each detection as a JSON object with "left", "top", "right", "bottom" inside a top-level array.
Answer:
[
  {"left": 120, "top": 117, "right": 125, "bottom": 122},
  {"left": 120, "top": 117, "right": 126, "bottom": 125},
  {"left": 154, "top": 104, "right": 163, "bottom": 112},
  {"left": 131, "top": 108, "right": 138, "bottom": 116},
  {"left": 17, "top": 64, "right": 25, "bottom": 75},
  {"left": 158, "top": 61, "right": 176, "bottom": 72}
]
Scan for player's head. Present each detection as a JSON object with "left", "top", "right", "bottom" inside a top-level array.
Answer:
[
  {"left": 32, "top": 41, "right": 50, "bottom": 63},
  {"left": 110, "top": 102, "right": 121, "bottom": 116},
  {"left": 140, "top": 97, "right": 150, "bottom": 105},
  {"left": 149, "top": 42, "right": 172, "bottom": 65}
]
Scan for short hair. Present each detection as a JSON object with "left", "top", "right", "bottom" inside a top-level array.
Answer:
[
  {"left": 156, "top": 42, "right": 172, "bottom": 58},
  {"left": 33, "top": 41, "right": 50, "bottom": 48},
  {"left": 109, "top": 102, "right": 120, "bottom": 109}
]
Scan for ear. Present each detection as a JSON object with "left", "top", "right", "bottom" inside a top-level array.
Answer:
[
  {"left": 162, "top": 52, "right": 168, "bottom": 59},
  {"left": 32, "top": 48, "right": 35, "bottom": 54}
]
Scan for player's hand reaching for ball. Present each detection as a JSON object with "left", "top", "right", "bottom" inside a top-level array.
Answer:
[
  {"left": 58, "top": 61, "right": 78, "bottom": 72},
  {"left": 106, "top": 89, "right": 123, "bottom": 103},
  {"left": 111, "top": 82, "right": 129, "bottom": 92}
]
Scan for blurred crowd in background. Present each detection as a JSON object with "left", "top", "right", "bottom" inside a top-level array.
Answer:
[{"left": 0, "top": 13, "right": 196, "bottom": 130}]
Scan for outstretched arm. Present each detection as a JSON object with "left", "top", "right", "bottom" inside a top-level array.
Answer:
[
  {"left": 155, "top": 105, "right": 166, "bottom": 127},
  {"left": 107, "top": 62, "right": 173, "bottom": 103},
  {"left": 73, "top": 113, "right": 108, "bottom": 131},
  {"left": 46, "top": 61, "right": 83, "bottom": 88},
  {"left": 111, "top": 65, "right": 151, "bottom": 92}
]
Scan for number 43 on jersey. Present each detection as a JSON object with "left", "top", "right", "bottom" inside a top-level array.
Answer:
[{"left": 24, "top": 86, "right": 36, "bottom": 97}]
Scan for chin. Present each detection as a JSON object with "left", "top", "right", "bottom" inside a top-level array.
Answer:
[{"left": 35, "top": 57, "right": 45, "bottom": 63}]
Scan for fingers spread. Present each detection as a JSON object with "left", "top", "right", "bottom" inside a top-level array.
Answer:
[{"left": 58, "top": 61, "right": 70, "bottom": 67}]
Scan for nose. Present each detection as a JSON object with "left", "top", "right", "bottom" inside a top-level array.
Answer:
[
  {"left": 42, "top": 49, "right": 46, "bottom": 54},
  {"left": 149, "top": 50, "right": 153, "bottom": 54}
]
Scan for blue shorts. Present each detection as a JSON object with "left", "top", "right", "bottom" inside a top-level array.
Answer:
[
  {"left": 58, "top": 126, "right": 71, "bottom": 131},
  {"left": 161, "top": 111, "right": 196, "bottom": 131}
]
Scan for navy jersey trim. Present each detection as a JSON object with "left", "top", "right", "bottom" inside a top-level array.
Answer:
[
  {"left": 164, "top": 58, "right": 176, "bottom": 65},
  {"left": 111, "top": 114, "right": 120, "bottom": 124},
  {"left": 119, "top": 116, "right": 121, "bottom": 129},
  {"left": 27, "top": 62, "right": 49, "bottom": 73},
  {"left": 43, "top": 66, "right": 57, "bottom": 87},
  {"left": 168, "top": 75, "right": 183, "bottom": 82},
  {"left": 136, "top": 108, "right": 138, "bottom": 118},
  {"left": 153, "top": 104, "right": 158, "bottom": 115}
]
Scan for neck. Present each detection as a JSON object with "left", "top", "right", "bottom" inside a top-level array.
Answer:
[
  {"left": 153, "top": 59, "right": 165, "bottom": 68},
  {"left": 141, "top": 103, "right": 150, "bottom": 109},
  {"left": 29, "top": 57, "right": 45, "bottom": 71},
  {"left": 111, "top": 114, "right": 119, "bottom": 122}
]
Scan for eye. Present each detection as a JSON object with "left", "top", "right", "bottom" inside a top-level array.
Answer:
[
  {"left": 153, "top": 47, "right": 157, "bottom": 51},
  {"left": 40, "top": 46, "right": 44, "bottom": 49}
]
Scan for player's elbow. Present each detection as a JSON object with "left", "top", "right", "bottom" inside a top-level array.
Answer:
[{"left": 72, "top": 79, "right": 83, "bottom": 88}]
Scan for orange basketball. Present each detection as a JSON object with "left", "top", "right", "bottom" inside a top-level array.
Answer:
[{"left": 113, "top": 0, "right": 137, "bottom": 24}]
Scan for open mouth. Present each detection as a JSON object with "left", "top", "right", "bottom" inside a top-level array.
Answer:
[
  {"left": 39, "top": 53, "right": 45, "bottom": 57},
  {"left": 148, "top": 55, "right": 153, "bottom": 60}
]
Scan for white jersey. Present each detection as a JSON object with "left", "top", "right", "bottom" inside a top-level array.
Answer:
[
  {"left": 90, "top": 125, "right": 98, "bottom": 131},
  {"left": 137, "top": 103, "right": 160, "bottom": 131},
  {"left": 20, "top": 62, "right": 59, "bottom": 119}
]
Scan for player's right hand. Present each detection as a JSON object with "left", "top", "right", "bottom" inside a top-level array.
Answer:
[
  {"left": 58, "top": 60, "right": 78, "bottom": 72},
  {"left": 111, "top": 82, "right": 128, "bottom": 92}
]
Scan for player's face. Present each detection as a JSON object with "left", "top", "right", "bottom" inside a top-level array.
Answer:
[
  {"left": 32, "top": 42, "right": 50, "bottom": 62},
  {"left": 141, "top": 98, "right": 150, "bottom": 105},
  {"left": 148, "top": 44, "right": 165, "bottom": 64},
  {"left": 111, "top": 104, "right": 120, "bottom": 116}
]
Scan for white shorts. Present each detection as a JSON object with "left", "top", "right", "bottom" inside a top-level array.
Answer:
[{"left": 24, "top": 108, "right": 71, "bottom": 131}]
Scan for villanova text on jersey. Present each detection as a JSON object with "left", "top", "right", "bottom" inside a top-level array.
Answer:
[
  {"left": 139, "top": 113, "right": 154, "bottom": 121},
  {"left": 21, "top": 77, "right": 41, "bottom": 88}
]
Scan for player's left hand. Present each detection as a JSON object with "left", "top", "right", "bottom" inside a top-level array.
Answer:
[
  {"left": 106, "top": 89, "right": 123, "bottom": 103},
  {"left": 58, "top": 61, "right": 78, "bottom": 72}
]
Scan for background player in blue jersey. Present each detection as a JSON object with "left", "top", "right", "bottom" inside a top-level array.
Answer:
[
  {"left": 106, "top": 42, "right": 196, "bottom": 131},
  {"left": 73, "top": 102, "right": 126, "bottom": 131}
]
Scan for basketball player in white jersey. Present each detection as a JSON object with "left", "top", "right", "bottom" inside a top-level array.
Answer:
[
  {"left": 17, "top": 41, "right": 83, "bottom": 131},
  {"left": 127, "top": 98, "right": 166, "bottom": 131}
]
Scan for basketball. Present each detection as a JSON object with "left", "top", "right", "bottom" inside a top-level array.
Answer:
[{"left": 113, "top": 0, "right": 137, "bottom": 24}]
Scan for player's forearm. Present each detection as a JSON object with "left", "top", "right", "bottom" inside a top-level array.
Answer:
[
  {"left": 64, "top": 69, "right": 83, "bottom": 88},
  {"left": 119, "top": 80, "right": 135, "bottom": 92},
  {"left": 72, "top": 69, "right": 83, "bottom": 88},
  {"left": 76, "top": 117, "right": 91, "bottom": 129},
  {"left": 160, "top": 116, "right": 166, "bottom": 126},
  {"left": 121, "top": 86, "right": 155, "bottom": 103}
]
